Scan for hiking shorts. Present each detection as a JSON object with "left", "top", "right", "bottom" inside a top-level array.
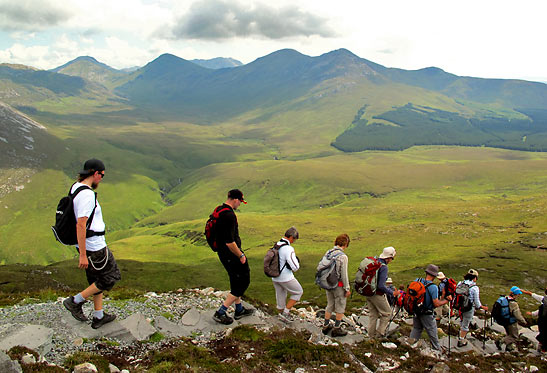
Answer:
[
  {"left": 326, "top": 287, "right": 347, "bottom": 314},
  {"left": 460, "top": 308, "right": 475, "bottom": 332},
  {"left": 79, "top": 247, "right": 121, "bottom": 291},
  {"left": 218, "top": 249, "right": 250, "bottom": 297}
]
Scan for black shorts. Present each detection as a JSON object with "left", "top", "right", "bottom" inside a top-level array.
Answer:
[
  {"left": 78, "top": 247, "right": 121, "bottom": 291},
  {"left": 218, "top": 249, "right": 250, "bottom": 297}
]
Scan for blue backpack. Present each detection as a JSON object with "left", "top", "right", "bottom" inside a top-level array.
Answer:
[{"left": 492, "top": 296, "right": 516, "bottom": 326}]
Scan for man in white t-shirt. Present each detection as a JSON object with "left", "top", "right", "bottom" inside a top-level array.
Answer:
[
  {"left": 62, "top": 159, "right": 121, "bottom": 329},
  {"left": 272, "top": 226, "right": 303, "bottom": 323}
]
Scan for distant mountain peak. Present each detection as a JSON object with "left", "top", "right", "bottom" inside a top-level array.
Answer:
[
  {"left": 51, "top": 56, "right": 117, "bottom": 73},
  {"left": 191, "top": 57, "right": 243, "bottom": 69}
]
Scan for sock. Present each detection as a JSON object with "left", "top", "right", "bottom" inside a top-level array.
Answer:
[
  {"left": 323, "top": 319, "right": 330, "bottom": 327},
  {"left": 235, "top": 303, "right": 243, "bottom": 313},
  {"left": 73, "top": 293, "right": 85, "bottom": 304},
  {"left": 335, "top": 319, "right": 341, "bottom": 327},
  {"left": 94, "top": 309, "right": 104, "bottom": 319},
  {"left": 218, "top": 305, "right": 228, "bottom": 315},
  {"left": 283, "top": 308, "right": 290, "bottom": 315}
]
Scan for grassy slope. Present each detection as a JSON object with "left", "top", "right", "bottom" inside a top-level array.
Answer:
[{"left": 101, "top": 146, "right": 546, "bottom": 309}]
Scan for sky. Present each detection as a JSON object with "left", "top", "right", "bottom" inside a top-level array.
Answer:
[{"left": 0, "top": 0, "right": 545, "bottom": 82}]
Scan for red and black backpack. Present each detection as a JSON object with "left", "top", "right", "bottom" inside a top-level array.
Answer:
[{"left": 204, "top": 205, "right": 231, "bottom": 251}]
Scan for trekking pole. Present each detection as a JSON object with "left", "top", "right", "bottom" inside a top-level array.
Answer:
[
  {"left": 448, "top": 301, "right": 452, "bottom": 355},
  {"left": 482, "top": 311, "right": 487, "bottom": 350}
]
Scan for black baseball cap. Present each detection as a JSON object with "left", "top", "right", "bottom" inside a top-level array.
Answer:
[
  {"left": 79, "top": 158, "right": 105, "bottom": 175},
  {"left": 228, "top": 189, "right": 247, "bottom": 204}
]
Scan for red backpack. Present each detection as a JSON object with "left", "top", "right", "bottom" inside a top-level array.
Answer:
[
  {"left": 204, "top": 205, "right": 231, "bottom": 251},
  {"left": 354, "top": 257, "right": 383, "bottom": 296},
  {"left": 444, "top": 278, "right": 457, "bottom": 297},
  {"left": 403, "top": 279, "right": 434, "bottom": 315}
]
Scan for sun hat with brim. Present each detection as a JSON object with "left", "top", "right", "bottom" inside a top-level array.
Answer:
[
  {"left": 468, "top": 269, "right": 479, "bottom": 277},
  {"left": 379, "top": 246, "right": 396, "bottom": 259},
  {"left": 425, "top": 264, "right": 439, "bottom": 277},
  {"left": 510, "top": 286, "right": 522, "bottom": 295},
  {"left": 437, "top": 272, "right": 446, "bottom": 280},
  {"left": 386, "top": 278, "right": 393, "bottom": 284}
]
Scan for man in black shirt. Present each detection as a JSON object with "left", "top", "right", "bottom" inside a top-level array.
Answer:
[{"left": 213, "top": 189, "right": 254, "bottom": 324}]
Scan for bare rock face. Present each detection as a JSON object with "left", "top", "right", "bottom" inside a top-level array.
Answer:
[
  {"left": 0, "top": 324, "right": 53, "bottom": 356},
  {"left": 74, "top": 362, "right": 98, "bottom": 373},
  {"left": 0, "top": 351, "right": 22, "bottom": 373}
]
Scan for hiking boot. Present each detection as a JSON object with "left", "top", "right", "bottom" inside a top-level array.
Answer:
[
  {"left": 213, "top": 311, "right": 234, "bottom": 325},
  {"left": 63, "top": 296, "right": 88, "bottom": 321},
  {"left": 278, "top": 312, "right": 295, "bottom": 323},
  {"left": 322, "top": 324, "right": 333, "bottom": 335},
  {"left": 331, "top": 327, "right": 348, "bottom": 337},
  {"left": 505, "top": 343, "right": 516, "bottom": 352},
  {"left": 91, "top": 312, "right": 116, "bottom": 329},
  {"left": 457, "top": 339, "right": 468, "bottom": 347},
  {"left": 495, "top": 339, "right": 502, "bottom": 350},
  {"left": 234, "top": 307, "right": 254, "bottom": 320}
]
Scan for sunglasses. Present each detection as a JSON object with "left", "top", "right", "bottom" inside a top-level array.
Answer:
[{"left": 97, "top": 172, "right": 105, "bottom": 178}]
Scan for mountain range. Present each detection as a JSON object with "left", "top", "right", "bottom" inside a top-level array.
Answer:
[{"left": 1, "top": 48, "right": 546, "bottom": 152}]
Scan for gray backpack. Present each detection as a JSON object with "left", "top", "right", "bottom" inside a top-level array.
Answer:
[
  {"left": 315, "top": 249, "right": 344, "bottom": 290},
  {"left": 263, "top": 242, "right": 289, "bottom": 277}
]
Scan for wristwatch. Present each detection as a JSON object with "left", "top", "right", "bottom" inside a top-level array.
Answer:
[{"left": 239, "top": 253, "right": 245, "bottom": 258}]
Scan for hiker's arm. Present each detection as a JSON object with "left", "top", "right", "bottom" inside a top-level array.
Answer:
[
  {"left": 288, "top": 250, "right": 299, "bottom": 272},
  {"left": 226, "top": 242, "right": 246, "bottom": 263},
  {"left": 375, "top": 266, "right": 393, "bottom": 296},
  {"left": 432, "top": 297, "right": 448, "bottom": 307},
  {"left": 339, "top": 255, "right": 350, "bottom": 292},
  {"left": 472, "top": 286, "right": 483, "bottom": 309},
  {"left": 510, "top": 302, "right": 526, "bottom": 324},
  {"left": 76, "top": 217, "right": 89, "bottom": 269}
]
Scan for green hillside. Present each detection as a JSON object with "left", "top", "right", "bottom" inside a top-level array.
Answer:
[{"left": 0, "top": 48, "right": 546, "bottom": 308}]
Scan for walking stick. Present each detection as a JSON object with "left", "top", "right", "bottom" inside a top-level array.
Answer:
[
  {"left": 448, "top": 301, "right": 453, "bottom": 355},
  {"left": 483, "top": 311, "right": 487, "bottom": 350}
]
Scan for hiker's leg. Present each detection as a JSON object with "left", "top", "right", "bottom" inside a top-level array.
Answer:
[
  {"left": 504, "top": 323, "right": 519, "bottom": 345},
  {"left": 375, "top": 296, "right": 392, "bottom": 336},
  {"left": 410, "top": 315, "right": 424, "bottom": 340},
  {"left": 333, "top": 287, "right": 347, "bottom": 318},
  {"left": 93, "top": 292, "right": 103, "bottom": 311},
  {"left": 423, "top": 314, "right": 441, "bottom": 350},
  {"left": 223, "top": 293, "right": 240, "bottom": 308},
  {"left": 80, "top": 283, "right": 101, "bottom": 299},
  {"left": 325, "top": 290, "right": 335, "bottom": 322},
  {"left": 273, "top": 281, "right": 288, "bottom": 311},
  {"left": 367, "top": 298, "right": 380, "bottom": 338},
  {"left": 285, "top": 279, "right": 303, "bottom": 311},
  {"left": 460, "top": 309, "right": 474, "bottom": 339}
]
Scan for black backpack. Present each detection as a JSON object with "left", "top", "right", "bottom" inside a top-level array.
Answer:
[
  {"left": 204, "top": 205, "right": 231, "bottom": 251},
  {"left": 51, "top": 183, "right": 98, "bottom": 245}
]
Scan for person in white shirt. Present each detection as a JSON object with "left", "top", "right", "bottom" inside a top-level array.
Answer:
[
  {"left": 272, "top": 227, "right": 303, "bottom": 323},
  {"left": 62, "top": 159, "right": 121, "bottom": 329}
]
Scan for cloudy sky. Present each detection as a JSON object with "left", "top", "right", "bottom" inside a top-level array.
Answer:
[{"left": 0, "top": 0, "right": 545, "bottom": 82}]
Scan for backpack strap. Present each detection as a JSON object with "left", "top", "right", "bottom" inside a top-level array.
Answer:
[
  {"left": 274, "top": 241, "right": 290, "bottom": 272},
  {"left": 70, "top": 184, "right": 101, "bottom": 237}
]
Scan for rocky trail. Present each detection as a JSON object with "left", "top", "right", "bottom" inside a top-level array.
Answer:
[{"left": 0, "top": 288, "right": 545, "bottom": 372}]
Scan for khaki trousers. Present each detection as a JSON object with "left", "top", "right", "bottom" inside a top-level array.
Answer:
[
  {"left": 503, "top": 323, "right": 520, "bottom": 345},
  {"left": 367, "top": 294, "right": 392, "bottom": 338}
]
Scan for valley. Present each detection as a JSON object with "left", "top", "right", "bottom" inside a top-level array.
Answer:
[{"left": 0, "top": 49, "right": 545, "bottom": 311}]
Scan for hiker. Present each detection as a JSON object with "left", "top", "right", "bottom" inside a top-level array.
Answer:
[
  {"left": 524, "top": 287, "right": 546, "bottom": 352},
  {"left": 496, "top": 286, "right": 527, "bottom": 352},
  {"left": 62, "top": 159, "right": 121, "bottom": 329},
  {"left": 366, "top": 247, "right": 399, "bottom": 339},
  {"left": 212, "top": 189, "right": 254, "bottom": 325},
  {"left": 409, "top": 264, "right": 451, "bottom": 351},
  {"left": 271, "top": 227, "right": 303, "bottom": 323},
  {"left": 322, "top": 234, "right": 351, "bottom": 337},
  {"left": 435, "top": 272, "right": 450, "bottom": 321},
  {"left": 456, "top": 269, "right": 488, "bottom": 347}
]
